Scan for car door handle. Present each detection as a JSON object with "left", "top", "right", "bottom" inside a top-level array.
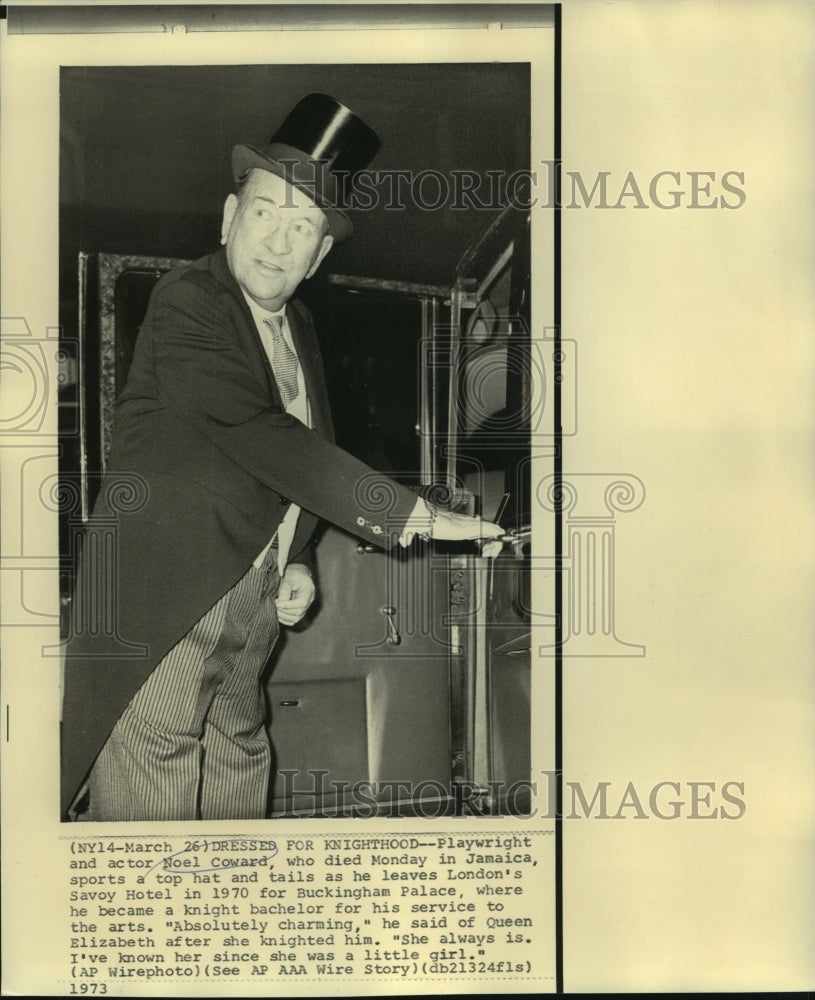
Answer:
[{"left": 381, "top": 605, "right": 401, "bottom": 646}]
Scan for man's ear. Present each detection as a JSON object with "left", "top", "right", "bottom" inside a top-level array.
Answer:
[
  {"left": 306, "top": 234, "right": 334, "bottom": 279},
  {"left": 221, "top": 193, "right": 238, "bottom": 245}
]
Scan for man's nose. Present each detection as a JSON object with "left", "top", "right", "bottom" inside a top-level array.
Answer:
[{"left": 264, "top": 221, "right": 291, "bottom": 254}]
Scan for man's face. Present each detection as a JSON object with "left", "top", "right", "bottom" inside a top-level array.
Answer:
[{"left": 221, "top": 169, "right": 333, "bottom": 312}]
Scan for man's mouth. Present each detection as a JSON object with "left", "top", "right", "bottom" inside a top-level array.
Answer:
[{"left": 256, "top": 259, "right": 284, "bottom": 273}]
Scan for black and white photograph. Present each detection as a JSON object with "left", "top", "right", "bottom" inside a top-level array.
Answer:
[
  {"left": 56, "top": 58, "right": 548, "bottom": 823},
  {"left": 1, "top": 2, "right": 813, "bottom": 996}
]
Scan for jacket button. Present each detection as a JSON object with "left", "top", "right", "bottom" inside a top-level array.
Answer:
[{"left": 279, "top": 496, "right": 290, "bottom": 506}]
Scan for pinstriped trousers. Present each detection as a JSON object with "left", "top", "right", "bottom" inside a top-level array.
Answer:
[{"left": 82, "top": 545, "right": 280, "bottom": 822}]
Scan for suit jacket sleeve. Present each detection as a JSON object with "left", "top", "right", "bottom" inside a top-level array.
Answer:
[{"left": 138, "top": 263, "right": 417, "bottom": 546}]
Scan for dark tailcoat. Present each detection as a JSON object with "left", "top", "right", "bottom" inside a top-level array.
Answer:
[{"left": 61, "top": 248, "right": 417, "bottom": 815}]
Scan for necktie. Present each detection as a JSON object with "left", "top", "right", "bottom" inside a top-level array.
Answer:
[{"left": 264, "top": 315, "right": 300, "bottom": 407}]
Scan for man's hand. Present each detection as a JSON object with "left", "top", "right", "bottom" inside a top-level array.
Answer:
[
  {"left": 275, "top": 563, "right": 316, "bottom": 626},
  {"left": 432, "top": 508, "right": 505, "bottom": 558},
  {"left": 399, "top": 498, "right": 505, "bottom": 557}
]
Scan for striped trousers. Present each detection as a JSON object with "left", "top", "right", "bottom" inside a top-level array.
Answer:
[{"left": 81, "top": 546, "right": 281, "bottom": 822}]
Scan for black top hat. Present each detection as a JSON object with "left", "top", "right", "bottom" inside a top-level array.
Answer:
[{"left": 232, "top": 93, "right": 380, "bottom": 243}]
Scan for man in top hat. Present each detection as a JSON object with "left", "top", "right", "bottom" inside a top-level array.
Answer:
[{"left": 61, "top": 94, "right": 502, "bottom": 822}]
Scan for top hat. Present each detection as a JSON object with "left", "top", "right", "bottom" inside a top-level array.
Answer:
[{"left": 232, "top": 93, "right": 380, "bottom": 243}]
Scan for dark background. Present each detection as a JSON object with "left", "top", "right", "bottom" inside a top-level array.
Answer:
[{"left": 60, "top": 63, "right": 529, "bottom": 295}]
